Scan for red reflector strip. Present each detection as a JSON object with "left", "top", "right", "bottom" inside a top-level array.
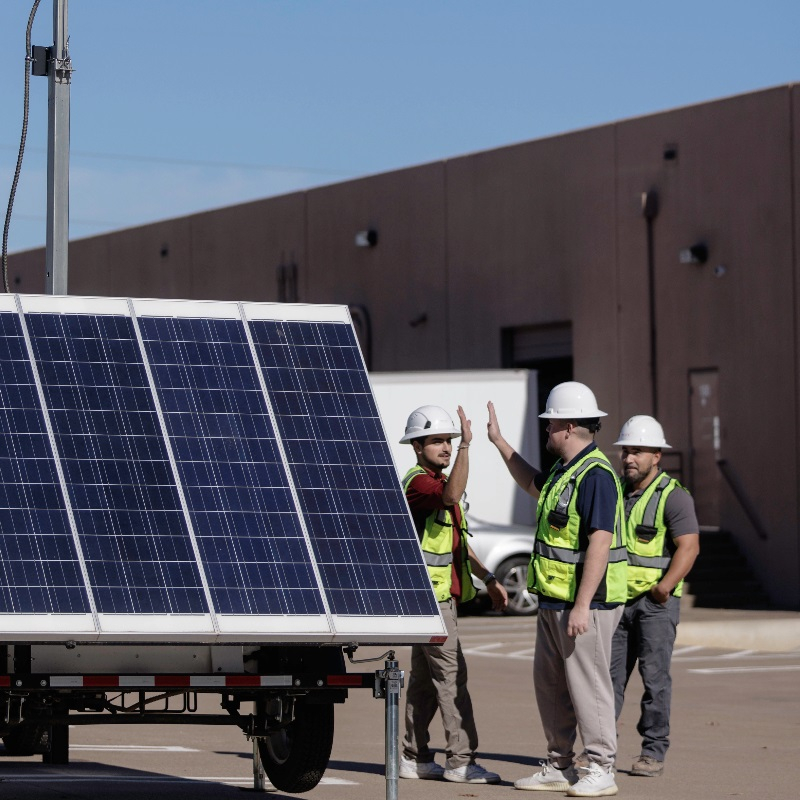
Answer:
[
  {"left": 155, "top": 675, "right": 190, "bottom": 688},
  {"left": 0, "top": 676, "right": 10, "bottom": 687},
  {"left": 429, "top": 636, "right": 448, "bottom": 644},
  {"left": 84, "top": 675, "right": 119, "bottom": 687},
  {"left": 327, "top": 674, "right": 363, "bottom": 687},
  {"left": 225, "top": 675, "right": 260, "bottom": 687}
]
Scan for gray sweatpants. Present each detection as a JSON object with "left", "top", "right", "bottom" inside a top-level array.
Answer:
[
  {"left": 402, "top": 597, "right": 479, "bottom": 769},
  {"left": 610, "top": 592, "right": 680, "bottom": 761},
  {"left": 534, "top": 606, "right": 624, "bottom": 770}
]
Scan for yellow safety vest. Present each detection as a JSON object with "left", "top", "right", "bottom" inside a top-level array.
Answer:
[
  {"left": 403, "top": 466, "right": 476, "bottom": 604},
  {"left": 532, "top": 448, "right": 627, "bottom": 604},
  {"left": 624, "top": 472, "right": 688, "bottom": 600}
]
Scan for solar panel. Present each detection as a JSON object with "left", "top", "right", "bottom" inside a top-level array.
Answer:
[{"left": 0, "top": 295, "right": 444, "bottom": 644}]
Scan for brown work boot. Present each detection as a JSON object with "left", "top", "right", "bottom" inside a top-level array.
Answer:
[{"left": 630, "top": 755, "right": 664, "bottom": 777}]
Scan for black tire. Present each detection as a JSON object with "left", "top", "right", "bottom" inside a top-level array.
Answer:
[
  {"left": 496, "top": 555, "right": 539, "bottom": 616},
  {"left": 2, "top": 723, "right": 47, "bottom": 756},
  {"left": 258, "top": 702, "right": 334, "bottom": 793}
]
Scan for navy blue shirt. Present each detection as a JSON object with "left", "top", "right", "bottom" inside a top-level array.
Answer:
[{"left": 534, "top": 442, "right": 620, "bottom": 610}]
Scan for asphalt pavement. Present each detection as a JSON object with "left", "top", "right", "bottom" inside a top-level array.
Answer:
[{"left": 2, "top": 605, "right": 799, "bottom": 800}]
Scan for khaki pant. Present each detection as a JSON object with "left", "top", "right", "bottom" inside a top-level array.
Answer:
[
  {"left": 534, "top": 606, "right": 624, "bottom": 769},
  {"left": 402, "top": 598, "right": 479, "bottom": 769}
]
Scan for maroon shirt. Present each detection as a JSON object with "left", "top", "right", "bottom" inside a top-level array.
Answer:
[{"left": 405, "top": 467, "right": 465, "bottom": 600}]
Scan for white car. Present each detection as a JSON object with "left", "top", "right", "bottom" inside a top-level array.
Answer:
[{"left": 467, "top": 519, "right": 538, "bottom": 616}]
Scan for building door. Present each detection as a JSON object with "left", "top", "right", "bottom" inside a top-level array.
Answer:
[{"left": 689, "top": 369, "right": 721, "bottom": 527}]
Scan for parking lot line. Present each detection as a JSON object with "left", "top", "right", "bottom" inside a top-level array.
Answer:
[{"left": 688, "top": 664, "right": 800, "bottom": 675}]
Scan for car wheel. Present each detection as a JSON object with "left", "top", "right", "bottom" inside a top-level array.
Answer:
[{"left": 496, "top": 555, "right": 538, "bottom": 616}]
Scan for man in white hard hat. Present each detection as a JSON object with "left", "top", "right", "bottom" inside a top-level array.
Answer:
[
  {"left": 487, "top": 382, "right": 627, "bottom": 797},
  {"left": 399, "top": 404, "right": 506, "bottom": 785},
  {"left": 610, "top": 415, "right": 700, "bottom": 778}
]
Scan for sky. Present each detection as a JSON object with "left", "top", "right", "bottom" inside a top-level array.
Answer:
[{"left": 1, "top": 0, "right": 799, "bottom": 254}]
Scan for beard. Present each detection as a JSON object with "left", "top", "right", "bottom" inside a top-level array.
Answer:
[{"left": 623, "top": 464, "right": 650, "bottom": 487}]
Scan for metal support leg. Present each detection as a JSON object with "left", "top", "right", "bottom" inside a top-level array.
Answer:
[
  {"left": 43, "top": 723, "right": 69, "bottom": 764},
  {"left": 253, "top": 736, "right": 267, "bottom": 791},
  {"left": 375, "top": 653, "right": 403, "bottom": 800}
]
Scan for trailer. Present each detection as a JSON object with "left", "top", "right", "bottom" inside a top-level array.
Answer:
[{"left": 0, "top": 295, "right": 445, "bottom": 795}]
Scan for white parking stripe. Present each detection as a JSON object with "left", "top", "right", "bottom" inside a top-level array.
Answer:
[
  {"left": 674, "top": 651, "right": 800, "bottom": 663},
  {"left": 688, "top": 665, "right": 800, "bottom": 675},
  {"left": 462, "top": 643, "right": 503, "bottom": 653},
  {"left": 69, "top": 745, "right": 199, "bottom": 752},
  {"left": 0, "top": 774, "right": 357, "bottom": 786},
  {"left": 507, "top": 648, "right": 536, "bottom": 659},
  {"left": 672, "top": 645, "right": 704, "bottom": 656}
]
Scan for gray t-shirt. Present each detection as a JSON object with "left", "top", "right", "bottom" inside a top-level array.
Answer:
[{"left": 624, "top": 476, "right": 699, "bottom": 538}]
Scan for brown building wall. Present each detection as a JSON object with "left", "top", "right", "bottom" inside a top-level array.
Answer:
[
  {"left": 8, "top": 85, "right": 799, "bottom": 607},
  {"left": 614, "top": 87, "right": 798, "bottom": 607},
  {"left": 305, "top": 165, "right": 449, "bottom": 371}
]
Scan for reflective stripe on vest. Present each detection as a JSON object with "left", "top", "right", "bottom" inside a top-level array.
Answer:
[
  {"left": 628, "top": 553, "right": 672, "bottom": 569},
  {"left": 424, "top": 551, "right": 453, "bottom": 567}
]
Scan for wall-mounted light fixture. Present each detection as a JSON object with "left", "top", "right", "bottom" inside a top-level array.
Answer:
[
  {"left": 355, "top": 229, "right": 378, "bottom": 248},
  {"left": 679, "top": 243, "right": 708, "bottom": 265}
]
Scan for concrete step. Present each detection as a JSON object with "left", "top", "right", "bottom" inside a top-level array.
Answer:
[{"left": 685, "top": 530, "right": 769, "bottom": 610}]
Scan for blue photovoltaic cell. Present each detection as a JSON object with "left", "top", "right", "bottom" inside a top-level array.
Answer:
[
  {"left": 25, "top": 313, "right": 208, "bottom": 615},
  {"left": 0, "top": 312, "right": 90, "bottom": 615},
  {"left": 250, "top": 319, "right": 438, "bottom": 618},
  {"left": 138, "top": 316, "right": 324, "bottom": 617},
  {"left": 0, "top": 298, "right": 441, "bottom": 636}
]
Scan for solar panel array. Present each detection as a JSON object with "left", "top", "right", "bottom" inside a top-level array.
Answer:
[{"left": 0, "top": 295, "right": 444, "bottom": 643}]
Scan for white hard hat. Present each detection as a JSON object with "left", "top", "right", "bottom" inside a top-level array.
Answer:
[
  {"left": 539, "top": 381, "right": 607, "bottom": 419},
  {"left": 614, "top": 415, "right": 672, "bottom": 449},
  {"left": 400, "top": 405, "right": 461, "bottom": 444}
]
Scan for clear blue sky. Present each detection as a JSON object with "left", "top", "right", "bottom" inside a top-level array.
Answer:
[{"left": 1, "top": 0, "right": 799, "bottom": 254}]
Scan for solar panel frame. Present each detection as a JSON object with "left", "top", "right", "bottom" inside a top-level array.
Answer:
[{"left": 0, "top": 295, "right": 445, "bottom": 645}]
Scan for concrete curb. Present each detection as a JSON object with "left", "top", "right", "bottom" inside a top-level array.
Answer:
[{"left": 677, "top": 618, "right": 800, "bottom": 652}]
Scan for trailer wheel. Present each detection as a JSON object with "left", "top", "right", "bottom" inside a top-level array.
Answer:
[
  {"left": 258, "top": 702, "right": 334, "bottom": 793},
  {"left": 2, "top": 723, "right": 47, "bottom": 756}
]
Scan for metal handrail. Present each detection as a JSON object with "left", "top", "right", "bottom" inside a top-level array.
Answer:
[{"left": 716, "top": 458, "right": 768, "bottom": 541}]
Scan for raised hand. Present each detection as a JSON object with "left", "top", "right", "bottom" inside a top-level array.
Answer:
[
  {"left": 486, "top": 400, "right": 502, "bottom": 445},
  {"left": 457, "top": 405, "right": 472, "bottom": 446}
]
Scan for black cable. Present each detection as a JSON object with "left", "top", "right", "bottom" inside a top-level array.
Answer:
[{"left": 2, "top": 0, "right": 43, "bottom": 293}]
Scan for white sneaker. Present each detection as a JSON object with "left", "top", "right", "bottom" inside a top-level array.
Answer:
[
  {"left": 566, "top": 763, "right": 618, "bottom": 797},
  {"left": 399, "top": 755, "right": 445, "bottom": 780},
  {"left": 443, "top": 762, "right": 501, "bottom": 784},
  {"left": 514, "top": 760, "right": 578, "bottom": 791}
]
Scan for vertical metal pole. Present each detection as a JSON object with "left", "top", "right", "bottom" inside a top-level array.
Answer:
[
  {"left": 45, "top": 0, "right": 71, "bottom": 295},
  {"left": 252, "top": 737, "right": 266, "bottom": 791},
  {"left": 384, "top": 654, "right": 402, "bottom": 800},
  {"left": 641, "top": 190, "right": 660, "bottom": 417}
]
